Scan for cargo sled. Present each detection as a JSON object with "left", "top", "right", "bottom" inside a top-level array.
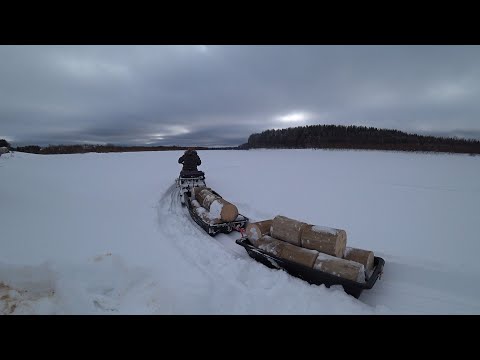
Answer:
[
  {"left": 235, "top": 237, "right": 385, "bottom": 299},
  {"left": 175, "top": 172, "right": 249, "bottom": 236}
]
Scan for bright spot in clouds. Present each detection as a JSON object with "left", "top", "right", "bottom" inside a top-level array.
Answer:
[
  {"left": 276, "top": 112, "right": 311, "bottom": 123},
  {"left": 428, "top": 82, "right": 469, "bottom": 102},
  {"left": 149, "top": 125, "right": 190, "bottom": 141}
]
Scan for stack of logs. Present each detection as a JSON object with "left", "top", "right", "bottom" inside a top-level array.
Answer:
[
  {"left": 191, "top": 187, "right": 239, "bottom": 224},
  {"left": 246, "top": 215, "right": 375, "bottom": 283}
]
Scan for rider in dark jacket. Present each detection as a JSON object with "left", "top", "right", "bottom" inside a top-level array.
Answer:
[{"left": 178, "top": 148, "right": 202, "bottom": 176}]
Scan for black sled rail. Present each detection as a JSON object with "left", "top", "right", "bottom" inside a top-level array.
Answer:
[
  {"left": 186, "top": 193, "right": 249, "bottom": 236},
  {"left": 235, "top": 237, "right": 385, "bottom": 299}
]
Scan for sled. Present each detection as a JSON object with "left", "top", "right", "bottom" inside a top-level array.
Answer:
[
  {"left": 187, "top": 195, "right": 249, "bottom": 236},
  {"left": 175, "top": 173, "right": 249, "bottom": 236},
  {"left": 235, "top": 237, "right": 385, "bottom": 299}
]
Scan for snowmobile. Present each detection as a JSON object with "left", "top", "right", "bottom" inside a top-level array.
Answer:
[
  {"left": 176, "top": 170, "right": 207, "bottom": 206},
  {"left": 175, "top": 170, "right": 249, "bottom": 236}
]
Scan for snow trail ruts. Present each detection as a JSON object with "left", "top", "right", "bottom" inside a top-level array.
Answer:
[{"left": 156, "top": 184, "right": 252, "bottom": 294}]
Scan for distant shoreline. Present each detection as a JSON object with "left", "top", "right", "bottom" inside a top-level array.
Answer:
[
  {"left": 9, "top": 144, "right": 479, "bottom": 156},
  {"left": 6, "top": 123, "right": 480, "bottom": 156}
]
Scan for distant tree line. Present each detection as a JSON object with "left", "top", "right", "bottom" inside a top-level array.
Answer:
[
  {"left": 0, "top": 139, "right": 11, "bottom": 148},
  {"left": 1, "top": 140, "right": 238, "bottom": 154},
  {"left": 13, "top": 144, "right": 209, "bottom": 154},
  {"left": 207, "top": 146, "right": 239, "bottom": 150},
  {"left": 240, "top": 125, "right": 480, "bottom": 155}
]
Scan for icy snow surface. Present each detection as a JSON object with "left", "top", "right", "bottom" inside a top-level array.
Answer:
[{"left": 1, "top": 149, "right": 480, "bottom": 314}]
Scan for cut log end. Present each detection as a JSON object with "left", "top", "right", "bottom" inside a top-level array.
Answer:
[
  {"left": 246, "top": 220, "right": 273, "bottom": 244},
  {"left": 344, "top": 247, "right": 374, "bottom": 271}
]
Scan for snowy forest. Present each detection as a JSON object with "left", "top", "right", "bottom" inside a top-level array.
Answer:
[{"left": 241, "top": 125, "right": 480, "bottom": 154}]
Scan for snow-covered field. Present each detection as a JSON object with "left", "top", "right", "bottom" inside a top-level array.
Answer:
[{"left": 1, "top": 149, "right": 479, "bottom": 314}]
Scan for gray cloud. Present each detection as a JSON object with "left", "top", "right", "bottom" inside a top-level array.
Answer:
[{"left": 1, "top": 45, "right": 480, "bottom": 146}]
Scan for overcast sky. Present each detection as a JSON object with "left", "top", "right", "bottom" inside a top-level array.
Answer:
[{"left": 1, "top": 45, "right": 480, "bottom": 147}]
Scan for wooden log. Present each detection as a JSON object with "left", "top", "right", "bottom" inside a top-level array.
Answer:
[
  {"left": 280, "top": 242, "right": 319, "bottom": 268},
  {"left": 202, "top": 192, "right": 221, "bottom": 209},
  {"left": 255, "top": 235, "right": 285, "bottom": 258},
  {"left": 196, "top": 188, "right": 217, "bottom": 209},
  {"left": 190, "top": 199, "right": 202, "bottom": 208},
  {"left": 194, "top": 206, "right": 221, "bottom": 225},
  {"left": 194, "top": 187, "right": 238, "bottom": 222},
  {"left": 208, "top": 198, "right": 239, "bottom": 222},
  {"left": 271, "top": 215, "right": 308, "bottom": 246},
  {"left": 246, "top": 220, "right": 273, "bottom": 245},
  {"left": 192, "top": 186, "right": 209, "bottom": 197},
  {"left": 193, "top": 206, "right": 207, "bottom": 217},
  {"left": 344, "top": 247, "right": 374, "bottom": 272},
  {"left": 256, "top": 235, "right": 319, "bottom": 268},
  {"left": 313, "top": 252, "right": 366, "bottom": 283},
  {"left": 195, "top": 187, "right": 214, "bottom": 206},
  {"left": 300, "top": 225, "right": 347, "bottom": 258}
]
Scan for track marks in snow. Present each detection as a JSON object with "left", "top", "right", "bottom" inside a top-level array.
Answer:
[
  {"left": 361, "top": 258, "right": 480, "bottom": 314},
  {"left": 156, "top": 183, "right": 246, "bottom": 261}
]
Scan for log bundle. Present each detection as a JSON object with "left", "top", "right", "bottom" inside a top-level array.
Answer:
[
  {"left": 245, "top": 214, "right": 376, "bottom": 283},
  {"left": 270, "top": 215, "right": 346, "bottom": 257}
]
